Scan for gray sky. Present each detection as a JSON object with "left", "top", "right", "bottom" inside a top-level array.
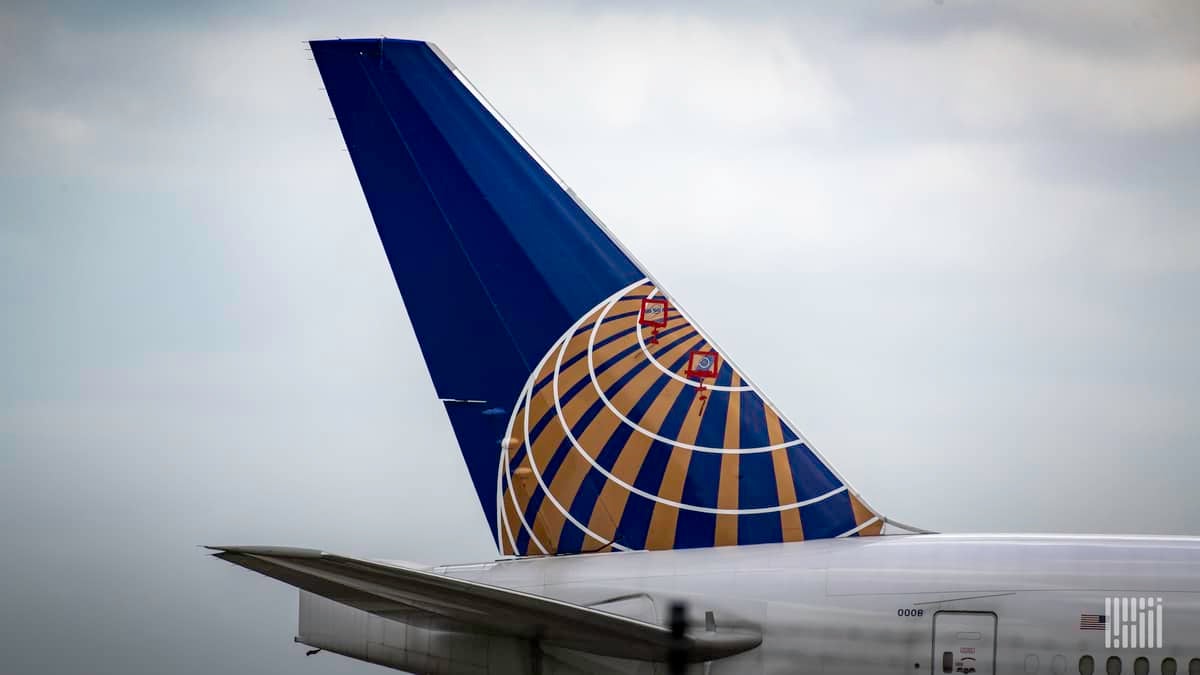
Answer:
[{"left": 1, "top": 1, "right": 1198, "bottom": 673}]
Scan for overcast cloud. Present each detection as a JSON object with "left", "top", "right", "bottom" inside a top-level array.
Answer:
[{"left": 1, "top": 1, "right": 1198, "bottom": 673}]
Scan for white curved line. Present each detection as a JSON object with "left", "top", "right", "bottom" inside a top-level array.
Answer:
[
  {"left": 656, "top": 284, "right": 890, "bottom": 527},
  {"left": 498, "top": 278, "right": 649, "bottom": 555},
  {"left": 500, "top": 505, "right": 518, "bottom": 555},
  {"left": 636, "top": 289, "right": 753, "bottom": 393},
  {"left": 535, "top": 348, "right": 632, "bottom": 551},
  {"left": 503, "top": 448, "right": 549, "bottom": 555},
  {"left": 495, "top": 453, "right": 505, "bottom": 550},
  {"left": 501, "top": 276, "right": 845, "bottom": 545},
  {"left": 555, "top": 297, "right": 847, "bottom": 513},
  {"left": 837, "top": 516, "right": 881, "bottom": 538},
  {"left": 588, "top": 293, "right": 805, "bottom": 455},
  {"left": 498, "top": 458, "right": 520, "bottom": 556},
  {"left": 501, "top": 278, "right": 648, "bottom": 467}
]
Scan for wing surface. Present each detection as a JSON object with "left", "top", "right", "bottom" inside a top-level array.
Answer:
[{"left": 209, "top": 545, "right": 760, "bottom": 662}]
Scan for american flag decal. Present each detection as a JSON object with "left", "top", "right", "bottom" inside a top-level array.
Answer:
[{"left": 1080, "top": 613, "right": 1107, "bottom": 630}]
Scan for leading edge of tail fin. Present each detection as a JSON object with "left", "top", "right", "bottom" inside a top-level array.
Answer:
[{"left": 310, "top": 38, "right": 884, "bottom": 555}]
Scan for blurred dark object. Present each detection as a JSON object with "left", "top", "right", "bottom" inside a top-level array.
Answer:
[{"left": 668, "top": 601, "right": 688, "bottom": 674}]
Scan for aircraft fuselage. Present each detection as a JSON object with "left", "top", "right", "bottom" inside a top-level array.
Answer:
[{"left": 297, "top": 533, "right": 1200, "bottom": 674}]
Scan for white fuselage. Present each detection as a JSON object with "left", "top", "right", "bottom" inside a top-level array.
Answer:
[{"left": 299, "top": 533, "right": 1200, "bottom": 674}]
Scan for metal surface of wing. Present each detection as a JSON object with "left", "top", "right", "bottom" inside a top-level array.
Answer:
[{"left": 208, "top": 545, "right": 761, "bottom": 663}]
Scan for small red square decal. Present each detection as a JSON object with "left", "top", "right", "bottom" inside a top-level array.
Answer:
[
  {"left": 639, "top": 298, "right": 669, "bottom": 328},
  {"left": 686, "top": 349, "right": 719, "bottom": 379}
]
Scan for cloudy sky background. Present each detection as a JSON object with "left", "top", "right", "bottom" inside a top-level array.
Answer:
[{"left": 2, "top": 1, "right": 1198, "bottom": 673}]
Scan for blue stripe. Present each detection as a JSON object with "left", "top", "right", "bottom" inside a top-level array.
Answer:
[
  {"left": 780, "top": 422, "right": 800, "bottom": 443},
  {"left": 569, "top": 306, "right": 645, "bottom": 336},
  {"left": 673, "top": 509, "right": 715, "bottom": 549},
  {"left": 527, "top": 333, "right": 704, "bottom": 552},
  {"left": 613, "top": 492, "right": 655, "bottom": 550},
  {"left": 786, "top": 443, "right": 843, "bottom": 502},
  {"left": 736, "top": 449, "right": 779, "bottom": 509},
  {"left": 525, "top": 326, "right": 697, "bottom": 453},
  {"left": 799, "top": 489, "right": 854, "bottom": 540},
  {"left": 630, "top": 388, "right": 698, "bottom": 495},
  {"left": 678, "top": 451, "right": 722, "bottom": 509},
  {"left": 737, "top": 511, "right": 783, "bottom": 545},
  {"left": 568, "top": 340, "right": 704, "bottom": 548},
  {"left": 531, "top": 322, "right": 695, "bottom": 402},
  {"left": 543, "top": 303, "right": 682, "bottom": 391},
  {"left": 517, "top": 394, "right": 610, "bottom": 540},
  {"left": 677, "top": 365, "right": 731, "bottom": 512},
  {"left": 609, "top": 341, "right": 710, "bottom": 547},
  {"left": 735, "top": 391, "right": 772, "bottom": 450},
  {"left": 689, "top": 366, "right": 733, "bottom": 451},
  {"left": 559, "top": 369, "right": 652, "bottom": 548},
  {"left": 615, "top": 348, "right": 705, "bottom": 550},
  {"left": 583, "top": 335, "right": 706, "bottom": 479},
  {"left": 530, "top": 324, "right": 629, "bottom": 394},
  {"left": 556, "top": 341, "right": 700, "bottom": 547},
  {"left": 604, "top": 333, "right": 705, "bottom": 439},
  {"left": 555, "top": 507, "right": 586, "bottom": 552},
  {"left": 506, "top": 445, "right": 526, "bottom": 476},
  {"left": 558, "top": 468, "right": 611, "bottom": 553},
  {"left": 592, "top": 321, "right": 696, "bottom": 376},
  {"left": 593, "top": 352, "right": 693, "bottom": 472}
]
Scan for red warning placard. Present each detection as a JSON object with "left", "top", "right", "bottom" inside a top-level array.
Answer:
[
  {"left": 638, "top": 297, "right": 669, "bottom": 328},
  {"left": 685, "top": 349, "right": 719, "bottom": 379}
]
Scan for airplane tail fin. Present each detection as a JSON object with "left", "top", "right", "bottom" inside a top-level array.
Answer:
[{"left": 310, "top": 38, "right": 884, "bottom": 555}]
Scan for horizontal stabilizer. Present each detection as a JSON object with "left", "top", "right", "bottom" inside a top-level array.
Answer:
[{"left": 208, "top": 546, "right": 761, "bottom": 663}]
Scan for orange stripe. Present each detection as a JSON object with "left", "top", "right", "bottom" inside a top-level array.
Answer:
[
  {"left": 849, "top": 493, "right": 880, "bottom": 533},
  {"left": 512, "top": 356, "right": 562, "bottom": 516},
  {"left": 582, "top": 334, "right": 702, "bottom": 544},
  {"left": 554, "top": 330, "right": 687, "bottom": 441},
  {"left": 849, "top": 493, "right": 873, "bottom": 524},
  {"left": 515, "top": 405, "right": 575, "bottom": 518},
  {"left": 644, "top": 374, "right": 712, "bottom": 550},
  {"left": 528, "top": 301, "right": 688, "bottom": 422},
  {"left": 554, "top": 332, "right": 702, "bottom": 469},
  {"left": 523, "top": 292, "right": 648, "bottom": 424},
  {"left": 643, "top": 451, "right": 688, "bottom": 550},
  {"left": 858, "top": 520, "right": 884, "bottom": 536},
  {"left": 526, "top": 309, "right": 650, "bottom": 451},
  {"left": 531, "top": 313, "right": 685, "bottom": 429},
  {"left": 508, "top": 465, "right": 553, "bottom": 554},
  {"left": 766, "top": 408, "right": 804, "bottom": 541},
  {"left": 715, "top": 374, "right": 741, "bottom": 547},
  {"left": 506, "top": 283, "right": 653, "bottom": 552},
  {"left": 635, "top": 307, "right": 684, "bottom": 341},
  {"left": 578, "top": 331, "right": 700, "bottom": 540},
  {"left": 534, "top": 406, "right": 622, "bottom": 549},
  {"left": 541, "top": 335, "right": 703, "bottom": 550},
  {"left": 532, "top": 324, "right": 682, "bottom": 548},
  {"left": 525, "top": 316, "right": 606, "bottom": 429},
  {"left": 607, "top": 375, "right": 688, "bottom": 485},
  {"left": 586, "top": 480, "right": 631, "bottom": 546},
  {"left": 559, "top": 331, "right": 705, "bottom": 482},
  {"left": 509, "top": 454, "right": 536, "bottom": 516},
  {"left": 592, "top": 370, "right": 690, "bottom": 544},
  {"left": 723, "top": 374, "right": 742, "bottom": 451},
  {"left": 549, "top": 335, "right": 704, "bottom": 545}
]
